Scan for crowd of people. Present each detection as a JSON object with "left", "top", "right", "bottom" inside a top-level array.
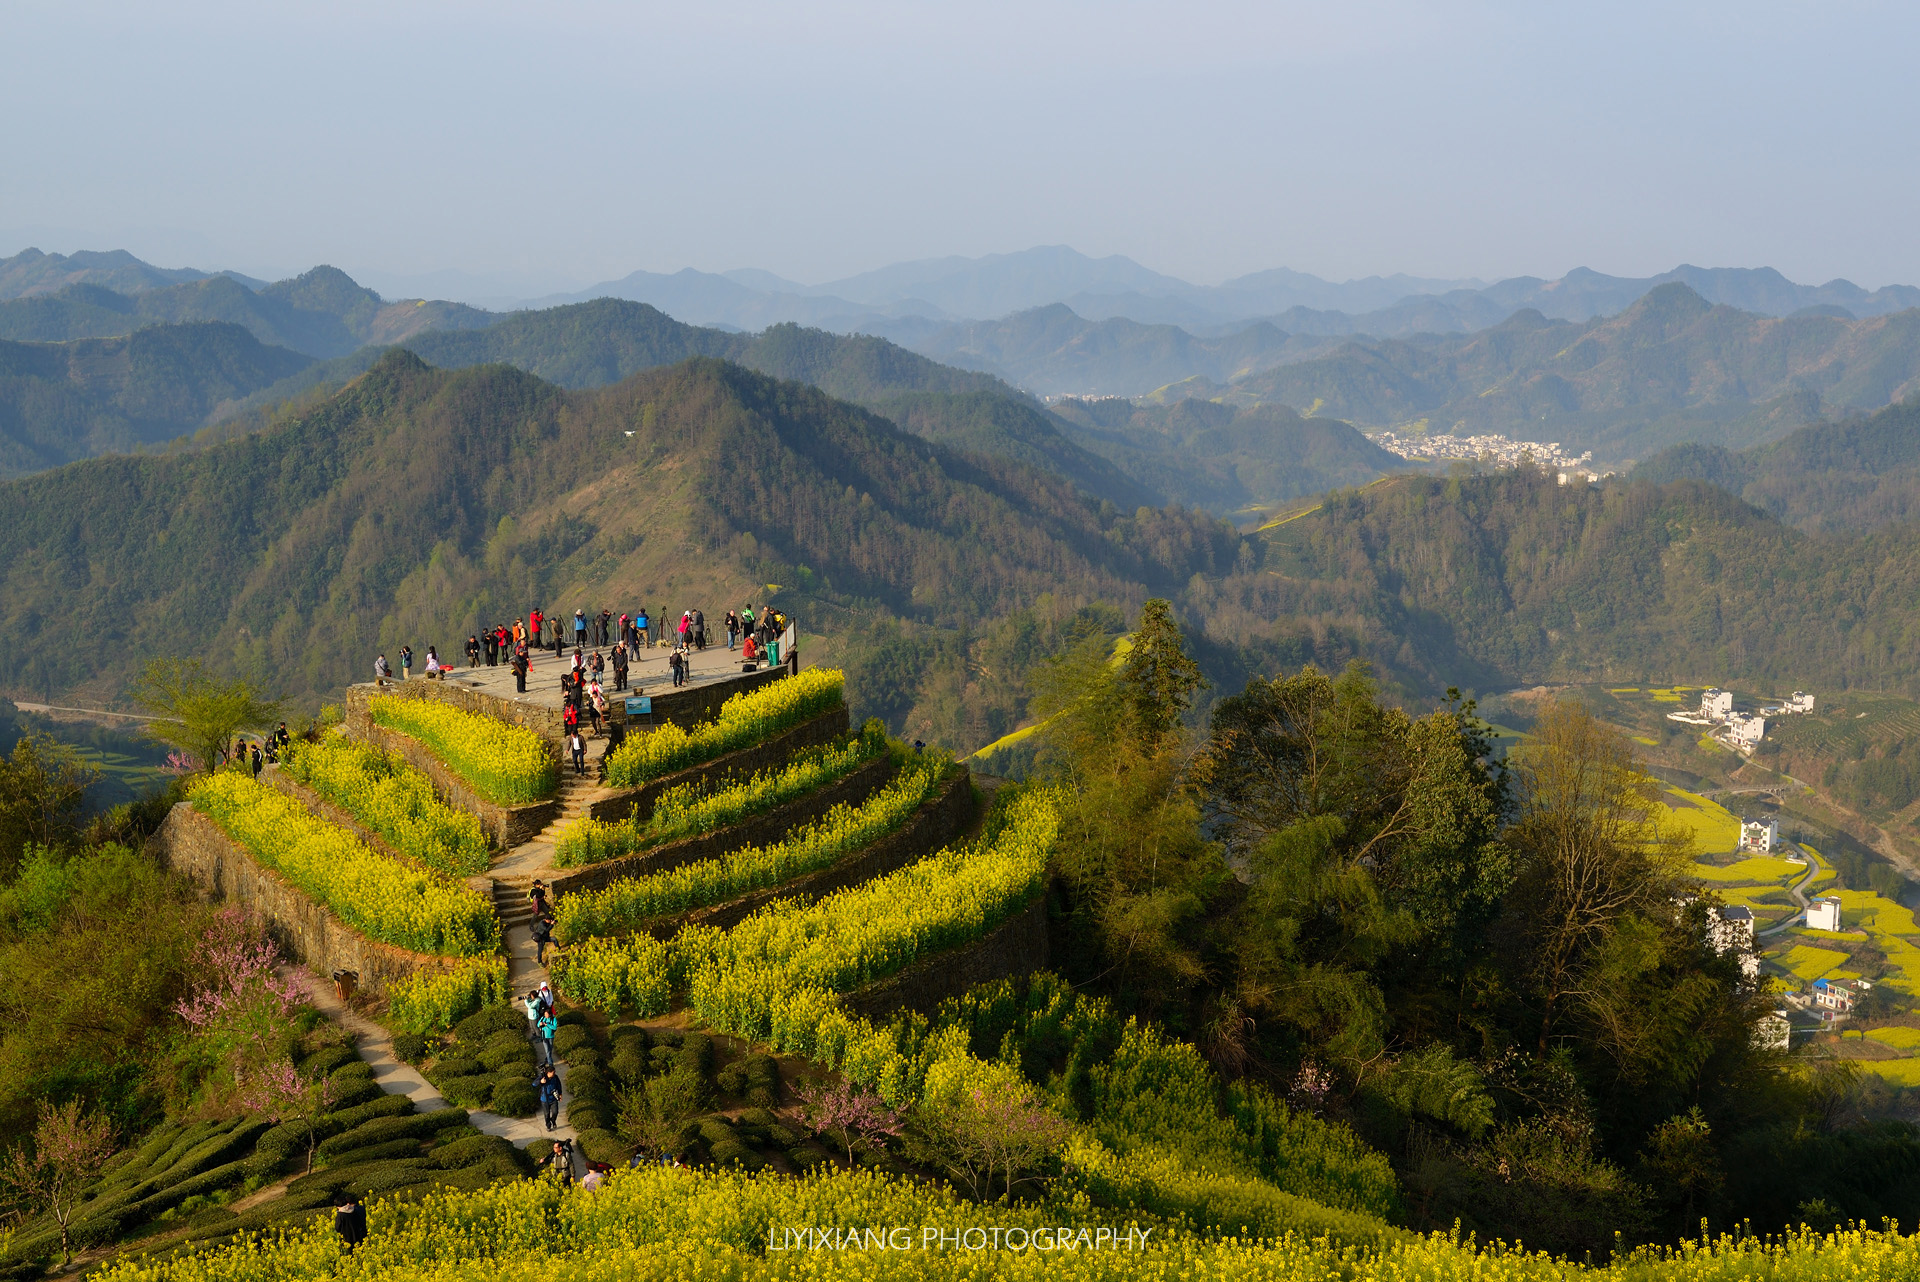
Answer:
[{"left": 373, "top": 602, "right": 795, "bottom": 705}]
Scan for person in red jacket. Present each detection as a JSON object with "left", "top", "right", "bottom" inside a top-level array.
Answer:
[{"left": 529, "top": 608, "right": 544, "bottom": 656}]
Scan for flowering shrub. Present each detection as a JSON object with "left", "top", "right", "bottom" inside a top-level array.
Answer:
[
  {"left": 553, "top": 755, "right": 949, "bottom": 940},
  {"left": 548, "top": 934, "right": 671, "bottom": 1018},
  {"left": 282, "top": 735, "right": 491, "bottom": 877},
  {"left": 604, "top": 669, "right": 845, "bottom": 787},
  {"left": 554, "top": 723, "right": 887, "bottom": 868},
  {"left": 370, "top": 696, "right": 557, "bottom": 804},
  {"left": 189, "top": 773, "right": 499, "bottom": 956},
  {"left": 385, "top": 956, "right": 510, "bottom": 1036}
]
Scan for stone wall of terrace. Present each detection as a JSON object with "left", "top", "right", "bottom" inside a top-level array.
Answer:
[
  {"left": 842, "top": 892, "right": 1049, "bottom": 1020},
  {"left": 148, "top": 803, "right": 470, "bottom": 996},
  {"left": 585, "top": 707, "right": 852, "bottom": 827},
  {"left": 638, "top": 765, "right": 978, "bottom": 936},
  {"left": 351, "top": 721, "right": 560, "bottom": 850}
]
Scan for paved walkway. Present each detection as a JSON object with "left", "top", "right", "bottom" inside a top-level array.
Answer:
[
  {"left": 428, "top": 628, "right": 769, "bottom": 713},
  {"left": 289, "top": 968, "right": 583, "bottom": 1166}
]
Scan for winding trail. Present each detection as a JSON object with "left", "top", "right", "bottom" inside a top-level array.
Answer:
[{"left": 1757, "top": 843, "right": 1826, "bottom": 938}]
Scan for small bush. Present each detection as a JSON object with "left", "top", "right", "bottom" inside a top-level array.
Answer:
[
  {"left": 328, "top": 1093, "right": 417, "bottom": 1130},
  {"left": 575, "top": 1129, "right": 628, "bottom": 1166},
  {"left": 698, "top": 1119, "right": 738, "bottom": 1147},
  {"left": 479, "top": 1041, "right": 536, "bottom": 1072},
  {"left": 490, "top": 1081, "right": 538, "bottom": 1117},
  {"left": 391, "top": 1032, "right": 428, "bottom": 1064},
  {"left": 554, "top": 1024, "right": 593, "bottom": 1055},
  {"left": 300, "top": 1045, "right": 358, "bottom": 1076},
  {"left": 708, "top": 1139, "right": 764, "bottom": 1170},
  {"left": 435, "top": 1076, "right": 495, "bottom": 1108},
  {"left": 676, "top": 1034, "right": 713, "bottom": 1078},
  {"left": 563, "top": 1046, "right": 602, "bottom": 1071},
  {"left": 566, "top": 1103, "right": 612, "bottom": 1133},
  {"left": 608, "top": 1046, "right": 649, "bottom": 1084},
  {"left": 428, "top": 1056, "right": 486, "bottom": 1081},
  {"left": 456, "top": 1002, "right": 530, "bottom": 1045},
  {"left": 324, "top": 1138, "right": 421, "bottom": 1169},
  {"left": 315, "top": 1108, "right": 467, "bottom": 1160},
  {"left": 610, "top": 1025, "right": 649, "bottom": 1051},
  {"left": 430, "top": 1134, "right": 526, "bottom": 1172}
]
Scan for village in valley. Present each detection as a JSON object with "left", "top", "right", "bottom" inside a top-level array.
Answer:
[{"left": 1477, "top": 679, "right": 1920, "bottom": 1084}]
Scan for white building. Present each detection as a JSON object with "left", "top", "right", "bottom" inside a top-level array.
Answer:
[
  {"left": 1755, "top": 1010, "right": 1792, "bottom": 1051},
  {"left": 1702, "top": 689, "right": 1734, "bottom": 720},
  {"left": 1740, "top": 818, "right": 1778, "bottom": 853},
  {"left": 1727, "top": 714, "right": 1767, "bottom": 750},
  {"left": 1806, "top": 896, "right": 1843, "bottom": 932},
  {"left": 1789, "top": 691, "right": 1816, "bottom": 714}
]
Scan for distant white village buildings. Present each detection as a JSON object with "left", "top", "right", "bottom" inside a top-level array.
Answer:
[
  {"left": 1740, "top": 818, "right": 1778, "bottom": 853},
  {"left": 1366, "top": 430, "right": 1607, "bottom": 480},
  {"left": 1664, "top": 686, "right": 1815, "bottom": 753},
  {"left": 1706, "top": 904, "right": 1762, "bottom": 979}
]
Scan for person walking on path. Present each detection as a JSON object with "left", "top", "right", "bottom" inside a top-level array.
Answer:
[
  {"left": 374, "top": 653, "right": 392, "bottom": 681},
  {"left": 693, "top": 609, "right": 707, "bottom": 650},
  {"left": 249, "top": 742, "right": 263, "bottom": 779},
  {"left": 536, "top": 1065, "right": 564, "bottom": 1131},
  {"left": 334, "top": 1197, "right": 367, "bottom": 1253},
  {"left": 599, "top": 609, "right": 613, "bottom": 647},
  {"left": 529, "top": 608, "right": 543, "bottom": 651},
  {"left": 669, "top": 647, "right": 685, "bottom": 688},
  {"left": 542, "top": 1140, "right": 573, "bottom": 1186},
  {"left": 611, "top": 643, "right": 628, "bottom": 692},
  {"left": 536, "top": 1009, "right": 558, "bottom": 1065},
  {"left": 524, "top": 990, "right": 544, "bottom": 1045},
  {"left": 726, "top": 610, "right": 740, "bottom": 650},
  {"left": 563, "top": 701, "right": 579, "bottom": 738},
  {"left": 532, "top": 913, "right": 555, "bottom": 965},
  {"left": 527, "top": 879, "right": 550, "bottom": 917},
  {"left": 588, "top": 678, "right": 607, "bottom": 734},
  {"left": 569, "top": 730, "right": 587, "bottom": 776},
  {"left": 512, "top": 648, "right": 529, "bottom": 694},
  {"left": 399, "top": 645, "right": 413, "bottom": 679},
  {"left": 635, "top": 608, "right": 651, "bottom": 648},
  {"left": 574, "top": 609, "right": 587, "bottom": 649},
  {"left": 467, "top": 635, "right": 481, "bottom": 667},
  {"left": 552, "top": 616, "right": 566, "bottom": 658}
]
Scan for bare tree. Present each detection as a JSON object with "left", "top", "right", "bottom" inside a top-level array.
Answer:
[
  {"left": 910, "top": 1086, "right": 1072, "bottom": 1203},
  {"left": 1505, "top": 701, "right": 1691, "bottom": 1050},
  {"left": 0, "top": 1100, "right": 117, "bottom": 1265}
]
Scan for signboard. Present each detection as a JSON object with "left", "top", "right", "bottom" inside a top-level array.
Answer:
[{"left": 625, "top": 697, "right": 652, "bottom": 716}]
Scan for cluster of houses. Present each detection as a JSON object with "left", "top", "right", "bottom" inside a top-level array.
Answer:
[
  {"left": 1666, "top": 687, "right": 1816, "bottom": 754},
  {"left": 1365, "top": 429, "right": 1605, "bottom": 480}
]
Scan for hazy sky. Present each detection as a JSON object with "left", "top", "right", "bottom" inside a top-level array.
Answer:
[{"left": 6, "top": 0, "right": 1918, "bottom": 296}]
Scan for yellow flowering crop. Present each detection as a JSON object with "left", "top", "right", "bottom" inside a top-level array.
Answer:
[
  {"left": 282, "top": 735, "right": 492, "bottom": 877},
  {"left": 386, "top": 956, "right": 510, "bottom": 1035},
  {"left": 189, "top": 773, "right": 499, "bottom": 956},
  {"left": 554, "top": 725, "right": 887, "bottom": 868},
  {"left": 549, "top": 933, "right": 672, "bottom": 1017},
  {"left": 554, "top": 755, "right": 950, "bottom": 940},
  {"left": 371, "top": 696, "right": 559, "bottom": 805},
  {"left": 604, "top": 669, "right": 845, "bottom": 788}
]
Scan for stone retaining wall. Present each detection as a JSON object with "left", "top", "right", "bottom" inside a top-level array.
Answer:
[
  {"left": 609, "top": 665, "right": 791, "bottom": 733},
  {"left": 641, "top": 766, "right": 978, "bottom": 936},
  {"left": 841, "top": 892, "right": 1049, "bottom": 1020},
  {"left": 148, "top": 803, "right": 468, "bottom": 995},
  {"left": 349, "top": 722, "right": 560, "bottom": 850},
  {"left": 344, "top": 663, "right": 792, "bottom": 748},
  {"left": 587, "top": 707, "right": 852, "bottom": 826},
  {"left": 346, "top": 678, "right": 572, "bottom": 745},
  {"left": 549, "top": 752, "right": 896, "bottom": 898}
]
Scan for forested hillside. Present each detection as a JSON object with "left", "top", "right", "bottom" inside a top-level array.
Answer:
[
  {"left": 0, "top": 267, "right": 494, "bottom": 357},
  {"left": 0, "top": 351, "right": 1236, "bottom": 745},
  {"left": 1173, "top": 284, "right": 1920, "bottom": 461},
  {"left": 1050, "top": 396, "right": 1405, "bottom": 514},
  {"left": 1634, "top": 395, "right": 1920, "bottom": 533},
  {"left": 0, "top": 323, "right": 311, "bottom": 475},
  {"left": 1202, "top": 465, "right": 1920, "bottom": 697}
]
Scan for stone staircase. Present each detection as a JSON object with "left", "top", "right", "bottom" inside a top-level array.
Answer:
[{"left": 486, "top": 766, "right": 608, "bottom": 993}]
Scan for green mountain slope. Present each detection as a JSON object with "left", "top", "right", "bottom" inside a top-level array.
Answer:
[
  {"left": 1049, "top": 396, "right": 1406, "bottom": 514},
  {"left": 1634, "top": 396, "right": 1920, "bottom": 533},
  {"left": 0, "top": 323, "right": 313, "bottom": 476},
  {"left": 395, "top": 303, "right": 1152, "bottom": 506},
  {"left": 0, "top": 351, "right": 1234, "bottom": 715},
  {"left": 1223, "top": 465, "right": 1920, "bottom": 696},
  {"left": 904, "top": 303, "right": 1335, "bottom": 398},
  {"left": 0, "top": 248, "right": 221, "bottom": 300},
  {"left": 1211, "top": 284, "right": 1920, "bottom": 462},
  {"left": 0, "top": 267, "right": 496, "bottom": 358}
]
